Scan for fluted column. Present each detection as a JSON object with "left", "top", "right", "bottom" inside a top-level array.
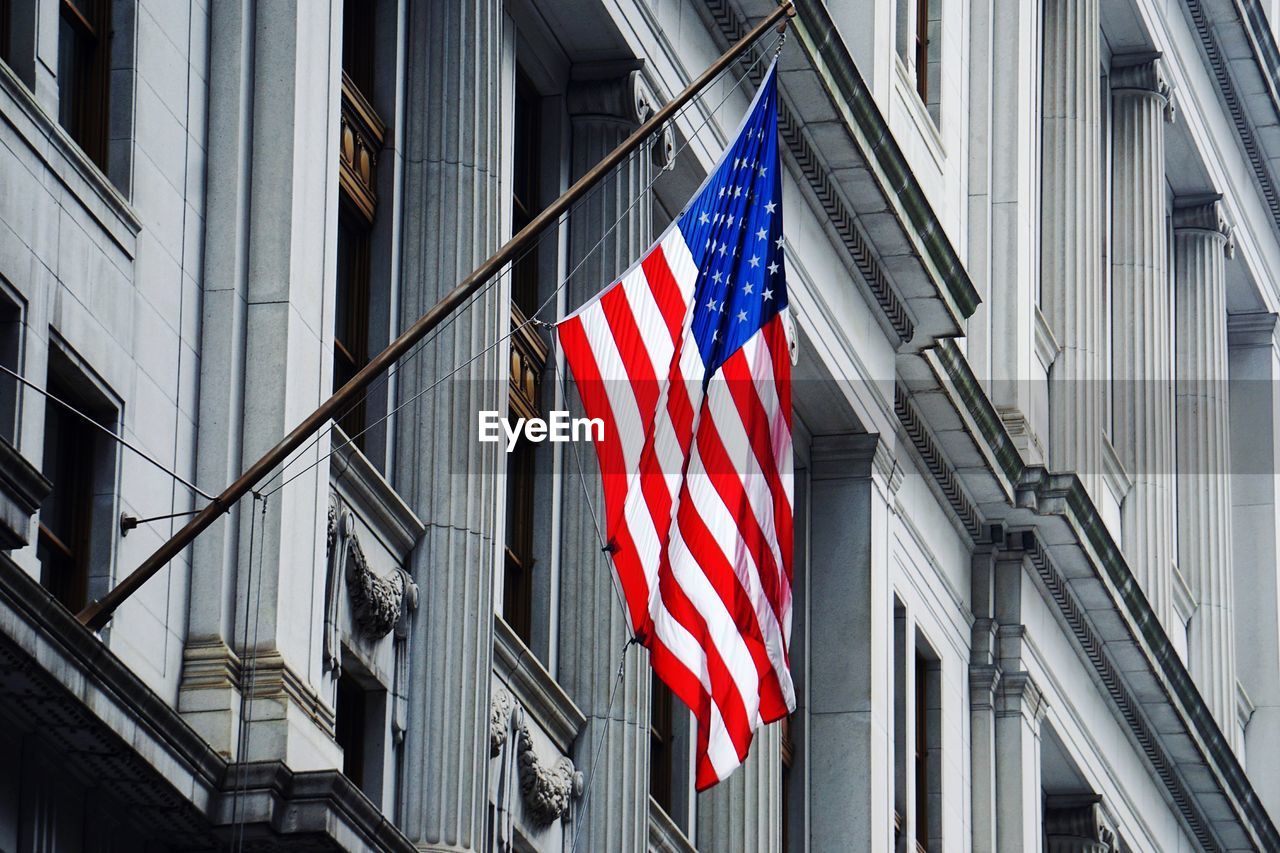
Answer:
[
  {"left": 1041, "top": 0, "right": 1105, "bottom": 496},
  {"left": 1174, "top": 196, "right": 1239, "bottom": 750},
  {"left": 396, "top": 1, "right": 506, "bottom": 849},
  {"left": 1110, "top": 54, "right": 1177, "bottom": 629},
  {"left": 696, "top": 724, "right": 782, "bottom": 852},
  {"left": 557, "top": 64, "right": 657, "bottom": 853}
]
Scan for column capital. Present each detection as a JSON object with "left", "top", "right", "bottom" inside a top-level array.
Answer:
[
  {"left": 568, "top": 61, "right": 672, "bottom": 165},
  {"left": 1227, "top": 312, "right": 1279, "bottom": 350},
  {"left": 810, "top": 432, "right": 902, "bottom": 491},
  {"left": 995, "top": 669, "right": 1047, "bottom": 729},
  {"left": 1174, "top": 195, "right": 1235, "bottom": 258},
  {"left": 1044, "top": 794, "right": 1116, "bottom": 853},
  {"left": 1112, "top": 52, "right": 1175, "bottom": 122}
]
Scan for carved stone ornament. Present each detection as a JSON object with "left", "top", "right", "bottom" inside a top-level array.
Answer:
[
  {"left": 515, "top": 717, "right": 581, "bottom": 825},
  {"left": 343, "top": 519, "right": 409, "bottom": 639},
  {"left": 490, "top": 685, "right": 515, "bottom": 758}
]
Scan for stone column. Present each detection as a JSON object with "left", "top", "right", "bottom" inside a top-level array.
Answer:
[
  {"left": 1174, "top": 196, "right": 1239, "bottom": 750},
  {"left": 556, "top": 64, "right": 656, "bottom": 853},
  {"left": 993, "top": 548, "right": 1046, "bottom": 852},
  {"left": 181, "top": 0, "right": 341, "bottom": 772},
  {"left": 1041, "top": 0, "right": 1105, "bottom": 496},
  {"left": 395, "top": 1, "right": 506, "bottom": 849},
  {"left": 1228, "top": 313, "right": 1280, "bottom": 807},
  {"left": 968, "top": 544, "right": 1001, "bottom": 853},
  {"left": 696, "top": 724, "right": 782, "bottom": 852},
  {"left": 806, "top": 434, "right": 897, "bottom": 853},
  {"left": 1109, "top": 54, "right": 1176, "bottom": 629}
]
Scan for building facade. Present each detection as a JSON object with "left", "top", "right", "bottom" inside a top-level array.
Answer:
[{"left": 1, "top": 0, "right": 1279, "bottom": 850}]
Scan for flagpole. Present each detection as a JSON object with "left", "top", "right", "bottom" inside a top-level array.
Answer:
[{"left": 77, "top": 2, "right": 797, "bottom": 630}]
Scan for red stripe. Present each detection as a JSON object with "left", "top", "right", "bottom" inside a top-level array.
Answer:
[
  {"left": 674, "top": 482, "right": 790, "bottom": 722},
  {"left": 721, "top": 345, "right": 794, "bottom": 589},
  {"left": 641, "top": 245, "right": 687, "bottom": 342},
  {"left": 692, "top": 394, "right": 788, "bottom": 630},
  {"left": 600, "top": 285, "right": 661, "bottom": 431}
]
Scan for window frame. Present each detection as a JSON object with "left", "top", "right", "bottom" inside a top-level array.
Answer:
[{"left": 57, "top": 0, "right": 111, "bottom": 170}]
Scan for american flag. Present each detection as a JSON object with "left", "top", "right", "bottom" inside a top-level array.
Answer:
[{"left": 558, "top": 62, "right": 794, "bottom": 789}]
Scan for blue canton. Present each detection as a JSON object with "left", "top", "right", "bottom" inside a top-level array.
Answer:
[{"left": 676, "top": 66, "right": 788, "bottom": 379}]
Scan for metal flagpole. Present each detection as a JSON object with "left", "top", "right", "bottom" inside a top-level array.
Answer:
[{"left": 77, "top": 0, "right": 796, "bottom": 631}]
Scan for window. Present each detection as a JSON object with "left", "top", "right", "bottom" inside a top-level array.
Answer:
[
  {"left": 895, "top": 0, "right": 941, "bottom": 124},
  {"left": 333, "top": 663, "right": 388, "bottom": 803},
  {"left": 502, "top": 70, "right": 550, "bottom": 645},
  {"left": 1, "top": 0, "right": 11, "bottom": 66},
  {"left": 649, "top": 671, "right": 675, "bottom": 812},
  {"left": 335, "top": 670, "right": 369, "bottom": 790},
  {"left": 36, "top": 352, "right": 116, "bottom": 613},
  {"left": 334, "top": 1, "right": 386, "bottom": 453},
  {"left": 0, "top": 287, "right": 21, "bottom": 443},
  {"left": 914, "top": 0, "right": 929, "bottom": 104},
  {"left": 893, "top": 604, "right": 943, "bottom": 852},
  {"left": 57, "top": 0, "right": 110, "bottom": 170},
  {"left": 914, "top": 640, "right": 942, "bottom": 853}
]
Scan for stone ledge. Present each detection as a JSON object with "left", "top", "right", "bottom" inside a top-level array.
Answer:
[
  {"left": 0, "top": 435, "right": 50, "bottom": 549},
  {"left": 0, "top": 552, "right": 412, "bottom": 851}
]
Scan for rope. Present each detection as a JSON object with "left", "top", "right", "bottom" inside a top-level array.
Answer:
[
  {"left": 230, "top": 492, "right": 268, "bottom": 850},
  {"left": 569, "top": 637, "right": 636, "bottom": 853},
  {"left": 0, "top": 364, "right": 215, "bottom": 500}
]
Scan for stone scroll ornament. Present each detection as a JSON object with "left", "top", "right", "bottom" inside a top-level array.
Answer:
[{"left": 489, "top": 686, "right": 582, "bottom": 826}]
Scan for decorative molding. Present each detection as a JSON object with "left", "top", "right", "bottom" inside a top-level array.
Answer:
[
  {"left": 344, "top": 531, "right": 409, "bottom": 639},
  {"left": 1237, "top": 680, "right": 1256, "bottom": 735},
  {"left": 515, "top": 713, "right": 581, "bottom": 825},
  {"left": 808, "top": 431, "right": 901, "bottom": 491},
  {"left": 179, "top": 638, "right": 243, "bottom": 694},
  {"left": 330, "top": 426, "right": 425, "bottom": 556},
  {"left": 241, "top": 649, "right": 337, "bottom": 733},
  {"left": 1183, "top": 0, "right": 1280, "bottom": 238},
  {"left": 1111, "top": 52, "right": 1176, "bottom": 123},
  {"left": 648, "top": 795, "right": 698, "bottom": 853},
  {"left": 895, "top": 384, "right": 981, "bottom": 539},
  {"left": 491, "top": 684, "right": 515, "bottom": 758},
  {"left": 338, "top": 72, "right": 386, "bottom": 222},
  {"left": 1024, "top": 537, "right": 1218, "bottom": 850}
]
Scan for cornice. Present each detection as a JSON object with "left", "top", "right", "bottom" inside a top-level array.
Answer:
[{"left": 493, "top": 617, "right": 586, "bottom": 753}]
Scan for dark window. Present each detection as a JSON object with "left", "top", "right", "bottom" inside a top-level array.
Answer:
[
  {"left": 649, "top": 672, "right": 675, "bottom": 812},
  {"left": 57, "top": 0, "right": 110, "bottom": 170},
  {"left": 914, "top": 652, "right": 930, "bottom": 852},
  {"left": 334, "top": 670, "right": 369, "bottom": 791},
  {"left": 37, "top": 375, "right": 97, "bottom": 612},
  {"left": 1, "top": 0, "right": 11, "bottom": 66},
  {"left": 913, "top": 642, "right": 942, "bottom": 853},
  {"left": 334, "top": 209, "right": 372, "bottom": 442},
  {"left": 0, "top": 292, "right": 21, "bottom": 442},
  {"left": 502, "top": 69, "right": 549, "bottom": 644},
  {"left": 914, "top": 0, "right": 929, "bottom": 104},
  {"left": 334, "top": 4, "right": 385, "bottom": 453}
]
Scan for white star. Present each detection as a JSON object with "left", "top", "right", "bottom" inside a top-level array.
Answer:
[
  {"left": 768, "top": 261, "right": 780, "bottom": 275},
  {"left": 737, "top": 310, "right": 748, "bottom": 322},
  {"left": 712, "top": 329, "right": 719, "bottom": 341},
  {"left": 699, "top": 212, "right": 710, "bottom": 225},
  {"left": 723, "top": 278, "right": 731, "bottom": 291},
  {"left": 734, "top": 186, "right": 743, "bottom": 198},
  {"left": 759, "top": 165, "right": 768, "bottom": 177},
  {"left": 765, "top": 200, "right": 777, "bottom": 214},
  {"left": 743, "top": 282, "right": 754, "bottom": 295},
  {"left": 718, "top": 243, "right": 728, "bottom": 257},
  {"left": 706, "top": 297, "right": 717, "bottom": 311},
  {"left": 749, "top": 255, "right": 760, "bottom": 268},
  {"left": 775, "top": 235, "right": 785, "bottom": 250},
  {"left": 763, "top": 287, "right": 774, "bottom": 300},
  {"left": 719, "top": 187, "right": 726, "bottom": 198},
  {"left": 718, "top": 301, "right": 725, "bottom": 313},
  {"left": 734, "top": 157, "right": 741, "bottom": 169},
  {"left": 712, "top": 270, "right": 723, "bottom": 284},
  {"left": 756, "top": 228, "right": 767, "bottom": 240},
  {"left": 726, "top": 214, "right": 735, "bottom": 227}
]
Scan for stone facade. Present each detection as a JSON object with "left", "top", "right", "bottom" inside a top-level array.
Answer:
[{"left": 1, "top": 0, "right": 1280, "bottom": 851}]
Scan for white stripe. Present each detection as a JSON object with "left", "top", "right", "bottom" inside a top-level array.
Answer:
[
  {"left": 619, "top": 264, "right": 677, "bottom": 378},
  {"left": 578, "top": 301, "right": 647, "bottom": 478},
  {"left": 683, "top": 437, "right": 794, "bottom": 708},
  {"left": 666, "top": 509, "right": 763, "bottom": 724},
  {"left": 660, "top": 228, "right": 699, "bottom": 303},
  {"left": 705, "top": 700, "right": 741, "bottom": 780}
]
